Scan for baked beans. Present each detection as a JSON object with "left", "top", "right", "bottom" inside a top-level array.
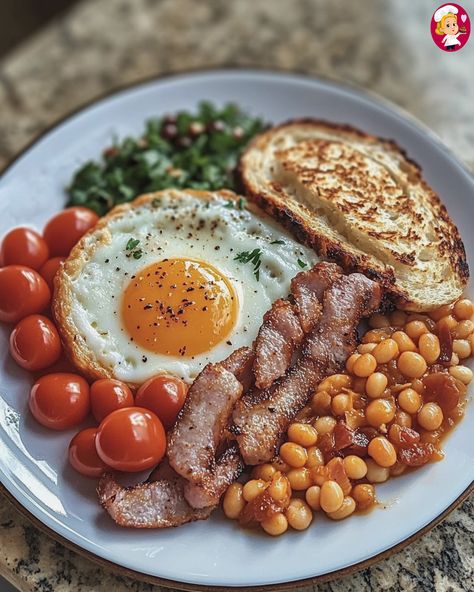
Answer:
[{"left": 224, "top": 297, "right": 473, "bottom": 535}]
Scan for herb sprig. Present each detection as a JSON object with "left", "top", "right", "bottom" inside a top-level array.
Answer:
[
  {"left": 224, "top": 197, "right": 247, "bottom": 210},
  {"left": 234, "top": 248, "right": 263, "bottom": 281},
  {"left": 125, "top": 237, "right": 143, "bottom": 260},
  {"left": 67, "top": 102, "right": 266, "bottom": 215}
]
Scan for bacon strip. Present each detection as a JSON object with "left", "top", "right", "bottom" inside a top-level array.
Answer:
[
  {"left": 252, "top": 264, "right": 342, "bottom": 389},
  {"left": 183, "top": 444, "right": 243, "bottom": 509},
  {"left": 221, "top": 346, "right": 255, "bottom": 392},
  {"left": 97, "top": 462, "right": 213, "bottom": 528},
  {"left": 233, "top": 269, "right": 381, "bottom": 465},
  {"left": 168, "top": 357, "right": 247, "bottom": 508},
  {"left": 291, "top": 266, "right": 329, "bottom": 333},
  {"left": 253, "top": 299, "right": 304, "bottom": 390}
]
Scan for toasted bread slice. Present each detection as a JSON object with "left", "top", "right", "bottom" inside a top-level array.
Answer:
[{"left": 239, "top": 120, "right": 468, "bottom": 311}]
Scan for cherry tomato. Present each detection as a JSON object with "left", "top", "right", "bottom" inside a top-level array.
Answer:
[
  {"left": 43, "top": 207, "right": 99, "bottom": 256},
  {"left": 90, "top": 378, "right": 134, "bottom": 422},
  {"left": 29, "top": 373, "right": 90, "bottom": 430},
  {"left": 0, "top": 265, "right": 51, "bottom": 323},
  {"left": 135, "top": 374, "right": 187, "bottom": 429},
  {"left": 10, "top": 314, "right": 61, "bottom": 371},
  {"left": 69, "top": 428, "right": 108, "bottom": 477},
  {"left": 39, "top": 257, "right": 65, "bottom": 292},
  {"left": 95, "top": 407, "right": 166, "bottom": 472},
  {"left": 0, "top": 227, "right": 49, "bottom": 270}
]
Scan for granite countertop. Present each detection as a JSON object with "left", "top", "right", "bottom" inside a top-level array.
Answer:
[{"left": 0, "top": 0, "right": 473, "bottom": 590}]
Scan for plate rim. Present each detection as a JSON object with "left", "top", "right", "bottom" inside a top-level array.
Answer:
[
  {"left": 1, "top": 481, "right": 472, "bottom": 592},
  {"left": 0, "top": 66, "right": 473, "bottom": 590}
]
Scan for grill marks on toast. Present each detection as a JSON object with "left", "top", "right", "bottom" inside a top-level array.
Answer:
[
  {"left": 275, "top": 140, "right": 421, "bottom": 265},
  {"left": 239, "top": 120, "right": 469, "bottom": 311}
]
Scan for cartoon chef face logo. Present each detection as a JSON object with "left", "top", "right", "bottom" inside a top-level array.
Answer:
[{"left": 431, "top": 4, "right": 471, "bottom": 51}]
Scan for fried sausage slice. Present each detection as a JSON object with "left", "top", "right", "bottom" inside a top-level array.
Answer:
[{"left": 97, "top": 461, "right": 213, "bottom": 528}]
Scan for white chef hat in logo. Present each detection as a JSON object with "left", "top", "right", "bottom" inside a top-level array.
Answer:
[{"left": 434, "top": 4, "right": 459, "bottom": 22}]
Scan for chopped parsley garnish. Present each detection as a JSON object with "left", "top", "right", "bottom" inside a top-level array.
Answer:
[
  {"left": 297, "top": 258, "right": 307, "bottom": 269},
  {"left": 126, "top": 238, "right": 143, "bottom": 259},
  {"left": 223, "top": 197, "right": 247, "bottom": 210},
  {"left": 67, "top": 102, "right": 267, "bottom": 215},
  {"left": 126, "top": 238, "right": 140, "bottom": 251},
  {"left": 270, "top": 239, "right": 285, "bottom": 245},
  {"left": 234, "top": 248, "right": 262, "bottom": 281}
]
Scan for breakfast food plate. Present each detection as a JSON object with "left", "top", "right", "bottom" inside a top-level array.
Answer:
[{"left": 0, "top": 69, "right": 473, "bottom": 590}]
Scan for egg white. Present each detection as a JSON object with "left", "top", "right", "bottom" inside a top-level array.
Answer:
[{"left": 66, "top": 192, "right": 318, "bottom": 384}]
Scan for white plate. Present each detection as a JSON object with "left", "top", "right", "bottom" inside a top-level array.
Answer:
[{"left": 0, "top": 69, "right": 473, "bottom": 590}]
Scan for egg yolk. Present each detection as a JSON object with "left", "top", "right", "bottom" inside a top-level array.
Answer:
[{"left": 122, "top": 258, "right": 238, "bottom": 357}]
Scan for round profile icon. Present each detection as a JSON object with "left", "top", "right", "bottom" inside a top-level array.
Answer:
[{"left": 431, "top": 4, "right": 470, "bottom": 51}]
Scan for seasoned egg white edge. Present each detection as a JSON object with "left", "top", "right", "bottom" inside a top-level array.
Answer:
[{"left": 67, "top": 194, "right": 318, "bottom": 383}]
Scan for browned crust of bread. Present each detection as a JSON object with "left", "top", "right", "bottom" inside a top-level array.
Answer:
[
  {"left": 238, "top": 119, "right": 469, "bottom": 310},
  {"left": 52, "top": 189, "right": 242, "bottom": 387}
]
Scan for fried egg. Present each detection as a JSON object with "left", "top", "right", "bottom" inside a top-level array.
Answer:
[{"left": 54, "top": 190, "right": 318, "bottom": 385}]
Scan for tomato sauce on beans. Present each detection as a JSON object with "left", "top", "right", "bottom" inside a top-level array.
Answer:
[{"left": 223, "top": 301, "right": 473, "bottom": 535}]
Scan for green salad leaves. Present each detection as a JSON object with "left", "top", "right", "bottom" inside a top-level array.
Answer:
[{"left": 67, "top": 102, "right": 266, "bottom": 216}]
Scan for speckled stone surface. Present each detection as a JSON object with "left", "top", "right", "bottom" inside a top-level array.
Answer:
[{"left": 0, "top": 0, "right": 473, "bottom": 590}]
